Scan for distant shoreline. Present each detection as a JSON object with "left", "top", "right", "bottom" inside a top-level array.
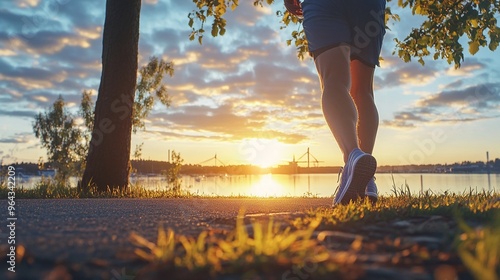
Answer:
[{"left": 3, "top": 160, "right": 500, "bottom": 177}]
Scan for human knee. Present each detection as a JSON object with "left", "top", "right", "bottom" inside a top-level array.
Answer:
[
  {"left": 322, "top": 78, "right": 351, "bottom": 98},
  {"left": 351, "top": 86, "right": 375, "bottom": 103}
]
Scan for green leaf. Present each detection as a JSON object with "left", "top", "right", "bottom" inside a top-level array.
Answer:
[
  {"left": 489, "top": 40, "right": 498, "bottom": 51},
  {"left": 469, "top": 19, "right": 479, "bottom": 28},
  {"left": 211, "top": 24, "right": 219, "bottom": 37},
  {"left": 469, "top": 41, "right": 480, "bottom": 55},
  {"left": 414, "top": 5, "right": 423, "bottom": 15}
]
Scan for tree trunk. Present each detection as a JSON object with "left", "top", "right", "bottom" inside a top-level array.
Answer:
[{"left": 81, "top": 0, "right": 141, "bottom": 192}]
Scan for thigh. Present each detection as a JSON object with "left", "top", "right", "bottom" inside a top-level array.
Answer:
[
  {"left": 302, "top": 0, "right": 351, "bottom": 57},
  {"left": 347, "top": 0, "right": 386, "bottom": 67},
  {"left": 314, "top": 45, "right": 351, "bottom": 92}
]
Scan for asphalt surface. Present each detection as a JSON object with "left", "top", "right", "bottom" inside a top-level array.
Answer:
[{"left": 0, "top": 198, "right": 331, "bottom": 279}]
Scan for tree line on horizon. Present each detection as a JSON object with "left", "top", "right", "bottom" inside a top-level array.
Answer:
[{"left": 4, "top": 158, "right": 500, "bottom": 177}]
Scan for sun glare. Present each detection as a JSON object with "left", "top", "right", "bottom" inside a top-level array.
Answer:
[
  {"left": 244, "top": 138, "right": 285, "bottom": 168},
  {"left": 250, "top": 174, "right": 285, "bottom": 197}
]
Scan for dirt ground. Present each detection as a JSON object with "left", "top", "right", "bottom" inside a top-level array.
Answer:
[{"left": 0, "top": 198, "right": 475, "bottom": 279}]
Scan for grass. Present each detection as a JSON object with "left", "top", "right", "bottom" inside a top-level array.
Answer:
[
  {"left": 306, "top": 188, "right": 500, "bottom": 228},
  {"left": 125, "top": 191, "right": 500, "bottom": 279},
  {"left": 130, "top": 210, "right": 336, "bottom": 279},
  {"left": 456, "top": 213, "right": 500, "bottom": 280},
  {"left": 0, "top": 177, "right": 197, "bottom": 199}
]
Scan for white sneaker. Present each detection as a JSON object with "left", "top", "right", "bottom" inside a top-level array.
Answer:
[{"left": 333, "top": 148, "right": 377, "bottom": 205}]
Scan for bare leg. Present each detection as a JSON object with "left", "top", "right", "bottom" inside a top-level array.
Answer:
[
  {"left": 315, "top": 45, "right": 358, "bottom": 163},
  {"left": 350, "top": 60, "right": 378, "bottom": 155}
]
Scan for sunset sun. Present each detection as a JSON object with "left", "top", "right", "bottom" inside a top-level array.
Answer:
[{"left": 243, "top": 138, "right": 285, "bottom": 168}]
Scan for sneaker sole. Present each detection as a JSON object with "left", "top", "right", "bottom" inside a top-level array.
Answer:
[{"left": 340, "top": 155, "right": 377, "bottom": 204}]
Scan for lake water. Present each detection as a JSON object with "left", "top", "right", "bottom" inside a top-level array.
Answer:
[
  {"left": 16, "top": 173, "right": 499, "bottom": 197},
  {"left": 178, "top": 173, "right": 499, "bottom": 197}
]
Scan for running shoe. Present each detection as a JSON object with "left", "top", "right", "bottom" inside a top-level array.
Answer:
[{"left": 333, "top": 148, "right": 377, "bottom": 205}]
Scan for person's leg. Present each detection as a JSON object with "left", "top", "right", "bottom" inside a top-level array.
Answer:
[
  {"left": 314, "top": 45, "right": 358, "bottom": 163},
  {"left": 303, "top": 0, "right": 378, "bottom": 204},
  {"left": 350, "top": 59, "right": 379, "bottom": 202},
  {"left": 315, "top": 46, "right": 377, "bottom": 205},
  {"left": 350, "top": 60, "right": 378, "bottom": 154}
]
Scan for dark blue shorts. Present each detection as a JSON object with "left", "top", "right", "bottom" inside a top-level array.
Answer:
[{"left": 302, "top": 0, "right": 386, "bottom": 67}]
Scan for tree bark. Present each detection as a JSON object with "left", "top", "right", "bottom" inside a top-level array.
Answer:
[{"left": 81, "top": 0, "right": 141, "bottom": 192}]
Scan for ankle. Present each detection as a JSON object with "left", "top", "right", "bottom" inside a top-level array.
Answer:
[{"left": 344, "top": 147, "right": 361, "bottom": 162}]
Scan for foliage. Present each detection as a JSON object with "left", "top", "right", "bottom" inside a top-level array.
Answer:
[
  {"left": 281, "top": 9, "right": 309, "bottom": 60},
  {"left": 133, "top": 56, "right": 174, "bottom": 133},
  {"left": 0, "top": 161, "right": 7, "bottom": 189},
  {"left": 130, "top": 210, "right": 332, "bottom": 278},
  {"left": 79, "top": 89, "right": 94, "bottom": 141},
  {"left": 390, "top": 0, "right": 500, "bottom": 68},
  {"left": 0, "top": 179, "right": 194, "bottom": 199},
  {"left": 189, "top": 0, "right": 500, "bottom": 68},
  {"left": 165, "top": 150, "right": 184, "bottom": 194},
  {"left": 32, "top": 92, "right": 93, "bottom": 183},
  {"left": 27, "top": 176, "right": 80, "bottom": 198},
  {"left": 33, "top": 56, "right": 173, "bottom": 186},
  {"left": 133, "top": 143, "right": 144, "bottom": 160},
  {"left": 128, "top": 192, "right": 500, "bottom": 278},
  {"left": 188, "top": 0, "right": 240, "bottom": 44},
  {"left": 306, "top": 190, "right": 500, "bottom": 229},
  {"left": 456, "top": 214, "right": 500, "bottom": 280}
]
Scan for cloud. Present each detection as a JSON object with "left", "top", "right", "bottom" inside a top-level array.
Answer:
[
  {"left": 0, "top": 132, "right": 34, "bottom": 144},
  {"left": 382, "top": 110, "right": 428, "bottom": 128},
  {"left": 131, "top": 10, "right": 322, "bottom": 145},
  {"left": 378, "top": 45, "right": 491, "bottom": 92},
  {"left": 382, "top": 61, "right": 439, "bottom": 88},
  {"left": 144, "top": 0, "right": 158, "bottom": 5},
  {"left": 147, "top": 101, "right": 310, "bottom": 144},
  {"left": 0, "top": 8, "right": 62, "bottom": 36},
  {"left": 383, "top": 83, "right": 500, "bottom": 128},
  {"left": 418, "top": 83, "right": 500, "bottom": 108},
  {"left": 0, "top": 109, "right": 37, "bottom": 118},
  {"left": 443, "top": 79, "right": 463, "bottom": 89},
  {"left": 0, "top": 58, "right": 70, "bottom": 90},
  {"left": 0, "top": 6, "right": 103, "bottom": 110},
  {"left": 0, "top": 0, "right": 321, "bottom": 152},
  {"left": 4, "top": 30, "right": 100, "bottom": 55},
  {"left": 16, "top": 0, "right": 41, "bottom": 8},
  {"left": 445, "top": 58, "right": 486, "bottom": 77}
]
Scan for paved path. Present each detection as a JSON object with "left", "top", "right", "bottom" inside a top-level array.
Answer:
[{"left": 0, "top": 198, "right": 331, "bottom": 279}]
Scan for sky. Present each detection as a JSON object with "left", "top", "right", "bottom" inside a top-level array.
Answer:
[{"left": 0, "top": 0, "right": 499, "bottom": 168}]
